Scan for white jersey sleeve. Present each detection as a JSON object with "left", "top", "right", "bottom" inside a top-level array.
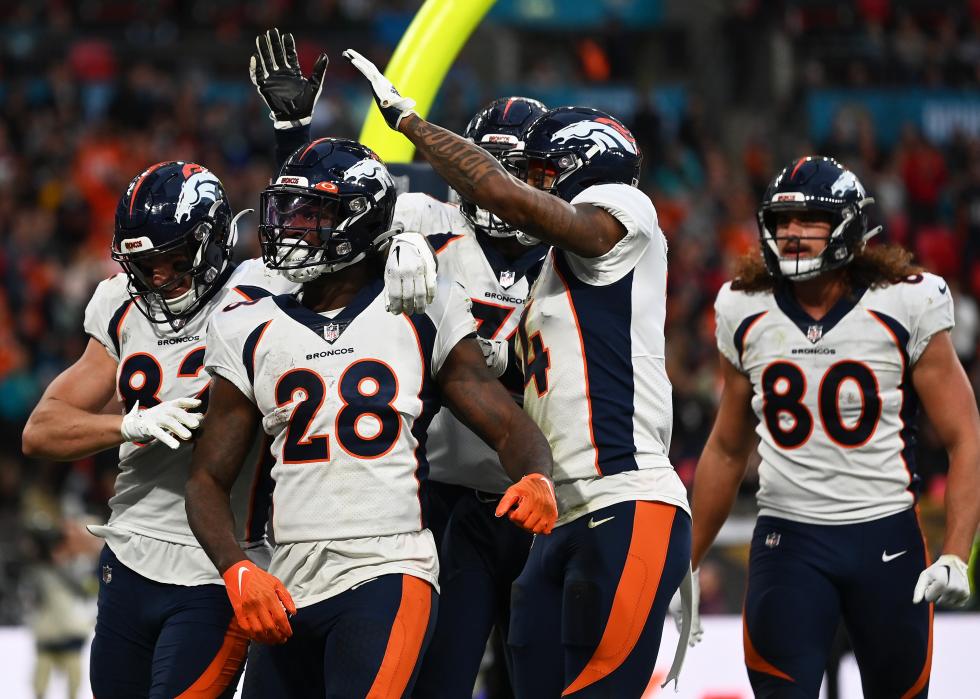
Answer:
[
  {"left": 713, "top": 282, "right": 743, "bottom": 369},
  {"left": 563, "top": 183, "right": 663, "bottom": 285},
  {"left": 905, "top": 273, "right": 954, "bottom": 364},
  {"left": 424, "top": 279, "right": 478, "bottom": 376},
  {"left": 204, "top": 303, "right": 259, "bottom": 402},
  {"left": 393, "top": 192, "right": 456, "bottom": 236},
  {"left": 83, "top": 274, "right": 132, "bottom": 362}
]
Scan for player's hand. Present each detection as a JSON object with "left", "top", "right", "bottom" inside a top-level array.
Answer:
[
  {"left": 477, "top": 337, "right": 508, "bottom": 378},
  {"left": 120, "top": 398, "right": 202, "bottom": 449},
  {"left": 250, "top": 28, "right": 328, "bottom": 129},
  {"left": 913, "top": 554, "right": 971, "bottom": 607},
  {"left": 495, "top": 474, "right": 558, "bottom": 535},
  {"left": 669, "top": 567, "right": 704, "bottom": 646},
  {"left": 222, "top": 560, "right": 296, "bottom": 644},
  {"left": 342, "top": 49, "right": 416, "bottom": 130},
  {"left": 383, "top": 232, "right": 437, "bottom": 315}
]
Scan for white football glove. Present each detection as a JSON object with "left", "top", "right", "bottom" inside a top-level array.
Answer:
[
  {"left": 477, "top": 337, "right": 509, "bottom": 378},
  {"left": 913, "top": 554, "right": 972, "bottom": 607},
  {"left": 384, "top": 232, "right": 437, "bottom": 315},
  {"left": 120, "top": 398, "right": 202, "bottom": 450},
  {"left": 342, "top": 49, "right": 416, "bottom": 130},
  {"left": 668, "top": 566, "right": 703, "bottom": 646}
]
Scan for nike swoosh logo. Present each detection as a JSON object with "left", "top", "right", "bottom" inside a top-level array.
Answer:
[
  {"left": 588, "top": 516, "right": 615, "bottom": 529},
  {"left": 882, "top": 550, "right": 907, "bottom": 562},
  {"left": 938, "top": 284, "right": 948, "bottom": 294},
  {"left": 237, "top": 565, "right": 250, "bottom": 595}
]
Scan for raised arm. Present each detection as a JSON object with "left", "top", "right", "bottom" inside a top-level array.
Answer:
[
  {"left": 436, "top": 337, "right": 558, "bottom": 533},
  {"left": 185, "top": 375, "right": 296, "bottom": 643},
  {"left": 690, "top": 355, "right": 759, "bottom": 569},
  {"left": 342, "top": 49, "right": 626, "bottom": 258},
  {"left": 910, "top": 330, "right": 980, "bottom": 606}
]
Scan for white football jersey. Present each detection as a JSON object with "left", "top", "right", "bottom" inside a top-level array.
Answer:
[
  {"left": 715, "top": 272, "right": 954, "bottom": 524},
  {"left": 394, "top": 193, "right": 546, "bottom": 493},
  {"left": 204, "top": 276, "right": 476, "bottom": 544},
  {"left": 516, "top": 184, "right": 689, "bottom": 526},
  {"left": 83, "top": 258, "right": 296, "bottom": 584}
]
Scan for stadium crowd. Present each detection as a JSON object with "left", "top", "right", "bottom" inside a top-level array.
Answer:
[{"left": 2, "top": 0, "right": 980, "bottom": 626}]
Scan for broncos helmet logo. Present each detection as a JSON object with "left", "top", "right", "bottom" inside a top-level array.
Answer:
[
  {"left": 551, "top": 118, "right": 638, "bottom": 155},
  {"left": 175, "top": 164, "right": 222, "bottom": 223},
  {"left": 830, "top": 170, "right": 866, "bottom": 198},
  {"left": 344, "top": 158, "right": 394, "bottom": 202}
]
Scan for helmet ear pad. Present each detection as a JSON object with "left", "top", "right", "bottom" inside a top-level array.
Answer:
[
  {"left": 260, "top": 138, "right": 398, "bottom": 279},
  {"left": 758, "top": 156, "right": 879, "bottom": 281},
  {"left": 112, "top": 162, "right": 234, "bottom": 327}
]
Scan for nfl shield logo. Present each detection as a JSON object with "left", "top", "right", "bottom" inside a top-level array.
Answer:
[
  {"left": 102, "top": 564, "right": 112, "bottom": 584},
  {"left": 499, "top": 270, "right": 516, "bottom": 288},
  {"left": 806, "top": 324, "right": 823, "bottom": 344},
  {"left": 765, "top": 532, "right": 781, "bottom": 549},
  {"left": 323, "top": 323, "right": 340, "bottom": 342}
]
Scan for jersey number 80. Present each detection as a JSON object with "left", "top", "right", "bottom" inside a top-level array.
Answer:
[{"left": 762, "top": 360, "right": 882, "bottom": 449}]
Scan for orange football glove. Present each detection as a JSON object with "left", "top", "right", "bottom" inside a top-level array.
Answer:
[
  {"left": 495, "top": 473, "right": 558, "bottom": 534},
  {"left": 222, "top": 560, "right": 296, "bottom": 645}
]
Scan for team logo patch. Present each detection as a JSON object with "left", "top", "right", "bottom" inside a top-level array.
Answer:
[
  {"left": 552, "top": 118, "right": 638, "bottom": 155},
  {"left": 175, "top": 164, "right": 221, "bottom": 223},
  {"left": 102, "top": 564, "right": 112, "bottom": 583},
  {"left": 830, "top": 170, "right": 866, "bottom": 198},
  {"left": 806, "top": 324, "right": 823, "bottom": 344},
  {"left": 323, "top": 322, "right": 341, "bottom": 342},
  {"left": 765, "top": 532, "right": 781, "bottom": 549},
  {"left": 344, "top": 158, "right": 393, "bottom": 202},
  {"left": 499, "top": 270, "right": 516, "bottom": 288}
]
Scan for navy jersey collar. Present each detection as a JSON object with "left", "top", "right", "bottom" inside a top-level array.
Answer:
[
  {"left": 774, "top": 282, "right": 868, "bottom": 341},
  {"left": 473, "top": 230, "right": 546, "bottom": 288},
  {"left": 273, "top": 277, "right": 384, "bottom": 344}
]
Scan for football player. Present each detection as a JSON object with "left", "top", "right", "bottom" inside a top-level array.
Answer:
[
  {"left": 21, "top": 161, "right": 296, "bottom": 698},
  {"left": 345, "top": 50, "right": 692, "bottom": 697},
  {"left": 184, "top": 137, "right": 559, "bottom": 699},
  {"left": 687, "top": 156, "right": 980, "bottom": 697},
  {"left": 247, "top": 30, "right": 551, "bottom": 694}
]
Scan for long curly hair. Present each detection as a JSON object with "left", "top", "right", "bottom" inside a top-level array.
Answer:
[{"left": 731, "top": 244, "right": 924, "bottom": 293}]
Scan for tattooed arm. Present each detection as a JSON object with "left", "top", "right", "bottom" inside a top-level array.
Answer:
[{"left": 399, "top": 115, "right": 626, "bottom": 258}]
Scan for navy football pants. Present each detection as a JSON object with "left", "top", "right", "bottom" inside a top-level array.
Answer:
[
  {"left": 744, "top": 509, "right": 932, "bottom": 698},
  {"left": 90, "top": 545, "right": 247, "bottom": 699},
  {"left": 508, "top": 500, "right": 691, "bottom": 698},
  {"left": 414, "top": 482, "right": 532, "bottom": 698},
  {"left": 242, "top": 573, "right": 436, "bottom": 698}
]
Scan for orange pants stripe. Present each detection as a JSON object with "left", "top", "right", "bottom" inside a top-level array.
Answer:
[
  {"left": 366, "top": 575, "right": 433, "bottom": 699},
  {"left": 174, "top": 619, "right": 249, "bottom": 698},
  {"left": 561, "top": 501, "right": 675, "bottom": 696}
]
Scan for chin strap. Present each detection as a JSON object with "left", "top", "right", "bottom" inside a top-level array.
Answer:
[
  {"left": 661, "top": 564, "right": 694, "bottom": 691},
  {"left": 229, "top": 208, "right": 253, "bottom": 250}
]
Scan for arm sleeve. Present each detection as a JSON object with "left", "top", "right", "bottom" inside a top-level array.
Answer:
[
  {"left": 908, "top": 274, "right": 955, "bottom": 365},
  {"left": 274, "top": 124, "right": 312, "bottom": 172},
  {"left": 427, "top": 280, "right": 479, "bottom": 376},
  {"left": 204, "top": 315, "right": 256, "bottom": 403},
  {"left": 563, "top": 183, "right": 663, "bottom": 286},
  {"left": 82, "top": 277, "right": 127, "bottom": 362},
  {"left": 713, "top": 284, "right": 744, "bottom": 370}
]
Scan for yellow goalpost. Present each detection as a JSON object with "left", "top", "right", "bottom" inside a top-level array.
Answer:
[{"left": 358, "top": 0, "right": 497, "bottom": 163}]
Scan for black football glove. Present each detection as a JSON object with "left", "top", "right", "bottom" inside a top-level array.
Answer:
[{"left": 250, "top": 28, "right": 328, "bottom": 130}]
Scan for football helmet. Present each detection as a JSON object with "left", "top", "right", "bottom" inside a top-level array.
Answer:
[
  {"left": 112, "top": 161, "right": 234, "bottom": 328},
  {"left": 758, "top": 156, "right": 881, "bottom": 281},
  {"left": 260, "top": 138, "right": 397, "bottom": 283},
  {"left": 459, "top": 96, "right": 546, "bottom": 237},
  {"left": 502, "top": 106, "right": 641, "bottom": 202}
]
